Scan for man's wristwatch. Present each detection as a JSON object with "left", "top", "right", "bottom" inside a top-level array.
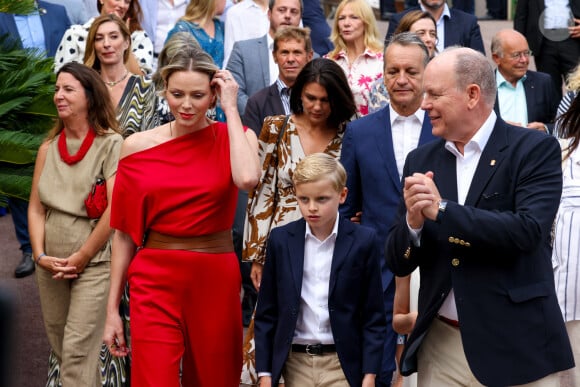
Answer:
[{"left": 436, "top": 199, "right": 447, "bottom": 223}]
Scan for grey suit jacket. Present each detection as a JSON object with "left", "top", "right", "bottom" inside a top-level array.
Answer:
[{"left": 226, "top": 34, "right": 270, "bottom": 115}]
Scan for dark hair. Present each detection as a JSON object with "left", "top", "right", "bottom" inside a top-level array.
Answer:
[
  {"left": 556, "top": 92, "right": 580, "bottom": 159},
  {"left": 289, "top": 58, "right": 356, "bottom": 128},
  {"left": 49, "top": 62, "right": 120, "bottom": 140},
  {"left": 97, "top": 0, "right": 144, "bottom": 34},
  {"left": 84, "top": 14, "right": 131, "bottom": 71}
]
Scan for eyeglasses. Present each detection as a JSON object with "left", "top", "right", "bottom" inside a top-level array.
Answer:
[{"left": 507, "top": 50, "right": 532, "bottom": 60}]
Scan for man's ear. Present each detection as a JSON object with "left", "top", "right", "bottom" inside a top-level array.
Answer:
[
  {"left": 466, "top": 84, "right": 481, "bottom": 110},
  {"left": 339, "top": 186, "right": 348, "bottom": 204}
]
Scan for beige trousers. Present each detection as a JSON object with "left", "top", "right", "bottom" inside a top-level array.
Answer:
[
  {"left": 36, "top": 261, "right": 110, "bottom": 387},
  {"left": 282, "top": 350, "right": 349, "bottom": 387},
  {"left": 417, "top": 318, "right": 560, "bottom": 387}
]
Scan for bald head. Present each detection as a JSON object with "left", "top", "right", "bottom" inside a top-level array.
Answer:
[
  {"left": 491, "top": 29, "right": 527, "bottom": 57},
  {"left": 422, "top": 47, "right": 496, "bottom": 146},
  {"left": 491, "top": 29, "right": 531, "bottom": 85},
  {"left": 436, "top": 47, "right": 496, "bottom": 107}
]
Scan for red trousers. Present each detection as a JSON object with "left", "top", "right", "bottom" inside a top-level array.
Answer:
[{"left": 128, "top": 248, "right": 242, "bottom": 386}]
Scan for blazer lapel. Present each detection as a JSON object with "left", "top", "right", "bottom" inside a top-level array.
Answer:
[
  {"left": 523, "top": 73, "right": 535, "bottom": 122},
  {"left": 329, "top": 218, "right": 354, "bottom": 295},
  {"left": 288, "top": 220, "right": 306, "bottom": 298},
  {"left": 464, "top": 120, "right": 509, "bottom": 206},
  {"left": 258, "top": 36, "right": 270, "bottom": 85},
  {"left": 374, "top": 107, "right": 401, "bottom": 189},
  {"left": 418, "top": 112, "right": 436, "bottom": 145},
  {"left": 435, "top": 146, "right": 459, "bottom": 202},
  {"left": 0, "top": 14, "right": 20, "bottom": 44},
  {"left": 268, "top": 84, "right": 285, "bottom": 115}
]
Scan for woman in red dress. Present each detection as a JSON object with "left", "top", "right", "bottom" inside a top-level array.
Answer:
[{"left": 102, "top": 45, "right": 260, "bottom": 386}]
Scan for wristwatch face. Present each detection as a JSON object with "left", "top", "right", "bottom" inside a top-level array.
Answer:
[{"left": 438, "top": 200, "right": 447, "bottom": 212}]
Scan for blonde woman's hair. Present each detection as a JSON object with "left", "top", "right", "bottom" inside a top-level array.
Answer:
[
  {"left": 153, "top": 32, "right": 202, "bottom": 89},
  {"left": 158, "top": 45, "right": 219, "bottom": 107},
  {"left": 566, "top": 63, "right": 580, "bottom": 92},
  {"left": 292, "top": 153, "right": 347, "bottom": 192},
  {"left": 181, "top": 0, "right": 218, "bottom": 28},
  {"left": 328, "top": 0, "right": 383, "bottom": 59}
]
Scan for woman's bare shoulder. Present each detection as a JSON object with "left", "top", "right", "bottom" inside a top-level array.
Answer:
[{"left": 120, "top": 124, "right": 170, "bottom": 158}]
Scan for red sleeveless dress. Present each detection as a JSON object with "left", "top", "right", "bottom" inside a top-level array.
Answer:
[{"left": 111, "top": 123, "right": 242, "bottom": 386}]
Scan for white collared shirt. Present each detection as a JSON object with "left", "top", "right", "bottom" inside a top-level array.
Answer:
[
  {"left": 496, "top": 71, "right": 528, "bottom": 126},
  {"left": 223, "top": 0, "right": 269, "bottom": 68},
  {"left": 154, "top": 0, "right": 188, "bottom": 54},
  {"left": 437, "top": 111, "right": 497, "bottom": 320},
  {"left": 544, "top": 0, "right": 572, "bottom": 29},
  {"left": 420, "top": 2, "right": 451, "bottom": 53},
  {"left": 293, "top": 215, "right": 339, "bottom": 345},
  {"left": 389, "top": 105, "right": 425, "bottom": 180},
  {"left": 267, "top": 33, "right": 279, "bottom": 86}
]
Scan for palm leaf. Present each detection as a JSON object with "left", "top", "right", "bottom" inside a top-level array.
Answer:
[
  {"left": 0, "top": 30, "right": 56, "bottom": 199},
  {"left": 0, "top": 163, "right": 35, "bottom": 201},
  {"left": 0, "top": 0, "right": 34, "bottom": 15},
  {"left": 0, "top": 130, "right": 44, "bottom": 164}
]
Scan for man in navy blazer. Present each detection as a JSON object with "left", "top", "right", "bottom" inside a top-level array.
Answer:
[
  {"left": 386, "top": 47, "right": 573, "bottom": 386},
  {"left": 340, "top": 33, "right": 437, "bottom": 386},
  {"left": 491, "top": 29, "right": 559, "bottom": 133},
  {"left": 0, "top": 1, "right": 70, "bottom": 58},
  {"left": 243, "top": 27, "right": 313, "bottom": 135},
  {"left": 226, "top": 0, "right": 302, "bottom": 115},
  {"left": 385, "top": 0, "right": 485, "bottom": 55}
]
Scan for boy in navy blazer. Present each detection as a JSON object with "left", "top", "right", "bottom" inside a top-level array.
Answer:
[{"left": 254, "top": 153, "right": 386, "bottom": 387}]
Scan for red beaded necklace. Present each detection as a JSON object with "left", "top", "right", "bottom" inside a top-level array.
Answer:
[{"left": 58, "top": 129, "right": 96, "bottom": 165}]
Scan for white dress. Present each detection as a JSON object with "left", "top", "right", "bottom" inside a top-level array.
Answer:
[
  {"left": 403, "top": 270, "right": 420, "bottom": 387},
  {"left": 553, "top": 143, "right": 580, "bottom": 322}
]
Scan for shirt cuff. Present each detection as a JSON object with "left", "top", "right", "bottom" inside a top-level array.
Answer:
[{"left": 406, "top": 216, "right": 422, "bottom": 247}]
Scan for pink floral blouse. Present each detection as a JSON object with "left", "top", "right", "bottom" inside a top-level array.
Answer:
[{"left": 327, "top": 48, "right": 384, "bottom": 116}]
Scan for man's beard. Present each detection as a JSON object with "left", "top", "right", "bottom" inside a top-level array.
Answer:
[{"left": 420, "top": 0, "right": 444, "bottom": 12}]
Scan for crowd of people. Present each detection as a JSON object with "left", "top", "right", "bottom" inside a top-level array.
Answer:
[{"left": 1, "top": 0, "right": 580, "bottom": 386}]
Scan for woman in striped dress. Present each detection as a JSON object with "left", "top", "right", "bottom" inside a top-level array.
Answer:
[
  {"left": 85, "top": 14, "right": 159, "bottom": 138},
  {"left": 553, "top": 91, "right": 580, "bottom": 386}
]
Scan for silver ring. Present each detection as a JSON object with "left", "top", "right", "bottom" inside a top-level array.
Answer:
[{"left": 224, "top": 77, "right": 231, "bottom": 81}]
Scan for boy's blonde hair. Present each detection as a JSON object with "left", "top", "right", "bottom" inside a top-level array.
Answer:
[{"left": 292, "top": 153, "right": 347, "bottom": 192}]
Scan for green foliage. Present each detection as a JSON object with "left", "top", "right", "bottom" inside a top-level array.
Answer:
[
  {"left": 0, "top": 0, "right": 34, "bottom": 15},
  {"left": 0, "top": 35, "right": 57, "bottom": 199},
  {"left": 0, "top": 163, "right": 35, "bottom": 201}
]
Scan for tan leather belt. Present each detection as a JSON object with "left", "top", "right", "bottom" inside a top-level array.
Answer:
[{"left": 144, "top": 230, "right": 234, "bottom": 253}]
